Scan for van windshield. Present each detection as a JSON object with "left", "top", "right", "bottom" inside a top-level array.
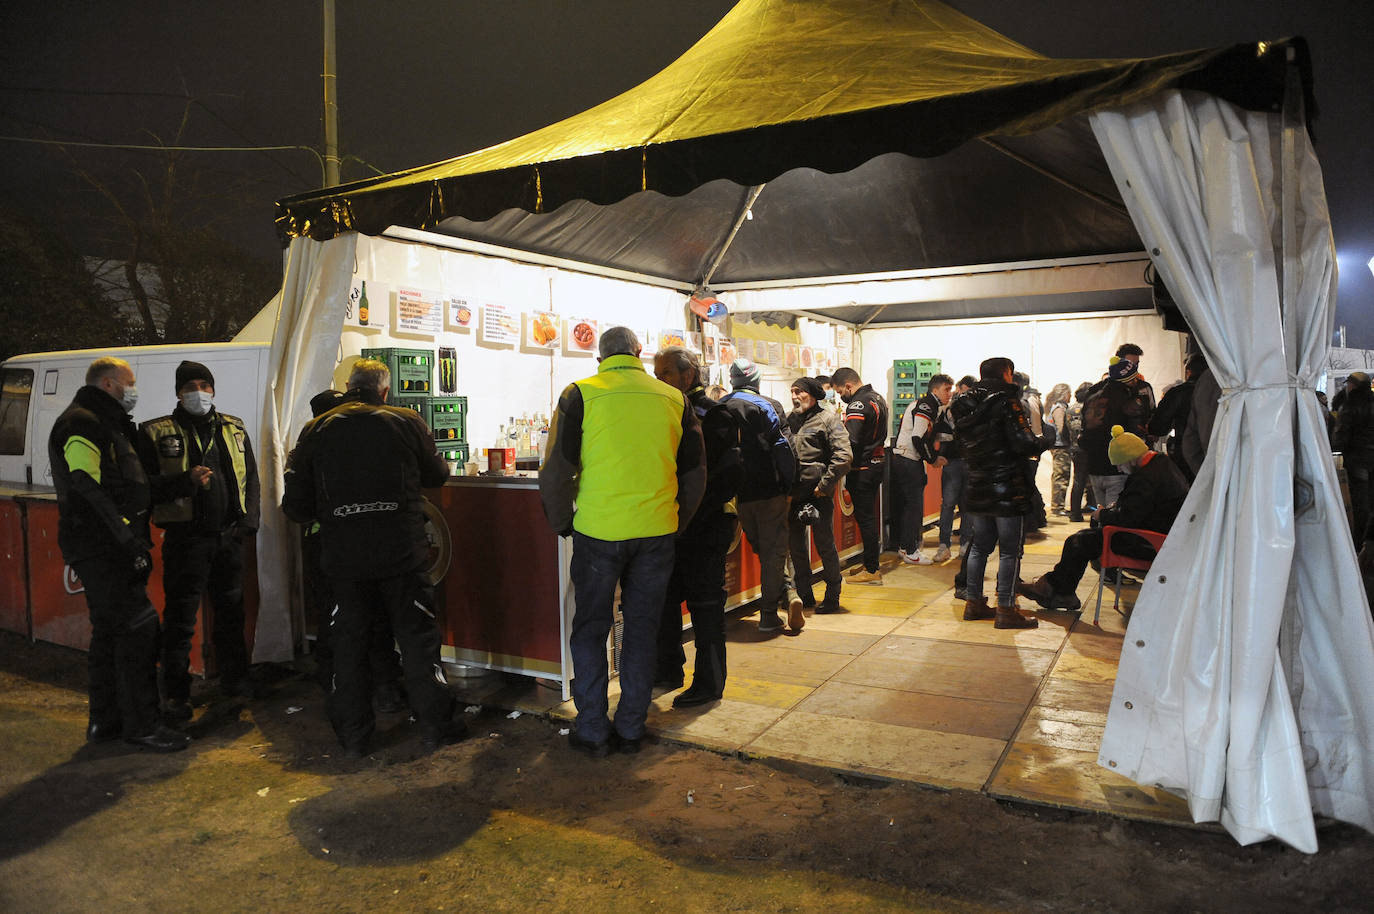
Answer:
[{"left": 0, "top": 368, "right": 35, "bottom": 455}]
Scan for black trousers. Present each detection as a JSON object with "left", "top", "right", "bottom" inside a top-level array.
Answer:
[
  {"left": 1024, "top": 458, "right": 1047, "bottom": 530},
  {"left": 302, "top": 530, "right": 402, "bottom": 691},
  {"left": 891, "top": 454, "right": 927, "bottom": 553},
  {"left": 1347, "top": 459, "right": 1372, "bottom": 546},
  {"left": 846, "top": 467, "right": 882, "bottom": 572},
  {"left": 1044, "top": 528, "right": 1160, "bottom": 594},
  {"left": 160, "top": 531, "right": 250, "bottom": 700},
  {"left": 655, "top": 509, "right": 737, "bottom": 696},
  {"left": 329, "top": 571, "right": 454, "bottom": 747},
  {"left": 72, "top": 553, "right": 162, "bottom": 735},
  {"left": 789, "top": 494, "right": 840, "bottom": 608}
]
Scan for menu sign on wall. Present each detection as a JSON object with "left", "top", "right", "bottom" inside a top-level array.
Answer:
[
  {"left": 564, "top": 317, "right": 598, "bottom": 355},
  {"left": 395, "top": 288, "right": 443, "bottom": 336},
  {"left": 447, "top": 297, "right": 474, "bottom": 331},
  {"left": 481, "top": 303, "right": 520, "bottom": 346},
  {"left": 527, "top": 311, "right": 560, "bottom": 349}
]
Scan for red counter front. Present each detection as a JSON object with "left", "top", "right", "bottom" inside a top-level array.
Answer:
[
  {"left": 1, "top": 485, "right": 257, "bottom": 677},
  {"left": 428, "top": 479, "right": 565, "bottom": 678}
]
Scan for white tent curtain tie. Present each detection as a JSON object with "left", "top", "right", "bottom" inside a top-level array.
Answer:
[{"left": 1218, "top": 380, "right": 1313, "bottom": 400}]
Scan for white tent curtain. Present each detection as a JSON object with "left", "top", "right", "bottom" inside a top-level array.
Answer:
[
  {"left": 1090, "top": 88, "right": 1374, "bottom": 852},
  {"left": 252, "top": 234, "right": 357, "bottom": 662}
]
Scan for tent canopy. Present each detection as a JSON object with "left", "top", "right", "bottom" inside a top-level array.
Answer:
[{"left": 275, "top": 0, "right": 1308, "bottom": 322}]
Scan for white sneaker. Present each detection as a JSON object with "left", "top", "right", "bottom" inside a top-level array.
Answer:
[
  {"left": 932, "top": 544, "right": 952, "bottom": 563},
  {"left": 899, "top": 550, "right": 934, "bottom": 566}
]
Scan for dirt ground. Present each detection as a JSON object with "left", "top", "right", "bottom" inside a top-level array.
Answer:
[{"left": 2, "top": 632, "right": 1371, "bottom": 914}]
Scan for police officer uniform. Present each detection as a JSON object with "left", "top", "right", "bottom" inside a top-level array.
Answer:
[
  {"left": 139, "top": 361, "right": 260, "bottom": 716},
  {"left": 50, "top": 365, "right": 189, "bottom": 751}
]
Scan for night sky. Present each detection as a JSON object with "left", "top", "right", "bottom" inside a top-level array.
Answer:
[{"left": 2, "top": 0, "right": 1370, "bottom": 343}]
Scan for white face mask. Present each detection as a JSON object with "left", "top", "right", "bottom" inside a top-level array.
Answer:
[
  {"left": 119, "top": 384, "right": 139, "bottom": 413},
  {"left": 180, "top": 391, "right": 214, "bottom": 417}
]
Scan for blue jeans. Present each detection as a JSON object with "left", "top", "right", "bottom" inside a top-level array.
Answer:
[
  {"left": 938, "top": 458, "right": 968, "bottom": 547},
  {"left": 964, "top": 513, "right": 1024, "bottom": 605},
  {"left": 569, "top": 531, "right": 675, "bottom": 742}
]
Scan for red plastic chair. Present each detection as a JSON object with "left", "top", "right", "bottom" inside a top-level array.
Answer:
[{"left": 1093, "top": 526, "right": 1168, "bottom": 625}]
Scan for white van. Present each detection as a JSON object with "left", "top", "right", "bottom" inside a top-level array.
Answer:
[{"left": 0, "top": 342, "right": 271, "bottom": 488}]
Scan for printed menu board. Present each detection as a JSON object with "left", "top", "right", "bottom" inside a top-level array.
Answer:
[
  {"left": 395, "top": 288, "right": 443, "bottom": 336},
  {"left": 736, "top": 338, "right": 755, "bottom": 362},
  {"left": 481, "top": 303, "right": 520, "bottom": 346}
]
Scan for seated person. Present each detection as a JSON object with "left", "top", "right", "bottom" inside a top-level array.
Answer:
[{"left": 1018, "top": 425, "right": 1188, "bottom": 611}]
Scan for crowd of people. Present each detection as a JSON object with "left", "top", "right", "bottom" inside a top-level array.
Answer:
[
  {"left": 49, "top": 334, "right": 1372, "bottom": 761},
  {"left": 534, "top": 330, "right": 1216, "bottom": 755}
]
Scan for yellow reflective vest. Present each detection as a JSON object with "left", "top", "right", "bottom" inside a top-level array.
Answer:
[
  {"left": 572, "top": 355, "right": 685, "bottom": 540},
  {"left": 141, "top": 413, "right": 250, "bottom": 525}
]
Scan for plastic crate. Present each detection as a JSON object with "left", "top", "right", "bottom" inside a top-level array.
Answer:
[
  {"left": 361, "top": 347, "right": 435, "bottom": 397},
  {"left": 915, "top": 358, "right": 943, "bottom": 384},
  {"left": 430, "top": 396, "right": 467, "bottom": 443},
  {"left": 891, "top": 392, "right": 917, "bottom": 435},
  {"left": 392, "top": 394, "right": 430, "bottom": 424},
  {"left": 437, "top": 442, "right": 470, "bottom": 465}
]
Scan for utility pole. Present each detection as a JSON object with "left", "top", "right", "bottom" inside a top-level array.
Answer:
[{"left": 322, "top": 0, "right": 340, "bottom": 187}]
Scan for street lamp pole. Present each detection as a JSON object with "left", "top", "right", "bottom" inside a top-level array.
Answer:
[{"left": 322, "top": 0, "right": 340, "bottom": 187}]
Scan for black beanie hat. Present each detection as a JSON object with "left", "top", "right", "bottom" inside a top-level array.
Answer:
[
  {"left": 175, "top": 360, "right": 215, "bottom": 392},
  {"left": 309, "top": 389, "right": 345, "bottom": 418},
  {"left": 791, "top": 376, "right": 825, "bottom": 402}
]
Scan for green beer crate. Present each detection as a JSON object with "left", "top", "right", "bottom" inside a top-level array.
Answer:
[
  {"left": 361, "top": 347, "right": 434, "bottom": 397},
  {"left": 430, "top": 396, "right": 468, "bottom": 444},
  {"left": 892, "top": 393, "right": 917, "bottom": 436},
  {"left": 438, "top": 442, "right": 470, "bottom": 467},
  {"left": 392, "top": 393, "right": 430, "bottom": 422},
  {"left": 915, "top": 358, "right": 943, "bottom": 384}
]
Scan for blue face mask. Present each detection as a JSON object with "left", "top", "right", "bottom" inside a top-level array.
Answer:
[{"left": 825, "top": 389, "right": 837, "bottom": 402}]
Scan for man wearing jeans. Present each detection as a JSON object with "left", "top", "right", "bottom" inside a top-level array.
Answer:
[
  {"left": 949, "top": 357, "right": 1052, "bottom": 629},
  {"left": 541, "top": 327, "right": 705, "bottom": 756},
  {"left": 936, "top": 375, "right": 975, "bottom": 563}
]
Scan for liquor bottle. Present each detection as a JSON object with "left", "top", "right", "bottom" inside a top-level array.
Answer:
[
  {"left": 518, "top": 413, "right": 531, "bottom": 456},
  {"left": 358, "top": 281, "right": 369, "bottom": 326}
]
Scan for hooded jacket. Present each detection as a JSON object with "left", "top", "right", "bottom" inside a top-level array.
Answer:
[{"left": 950, "top": 379, "right": 1052, "bottom": 517}]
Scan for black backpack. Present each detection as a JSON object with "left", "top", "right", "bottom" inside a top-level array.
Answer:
[{"left": 720, "top": 390, "right": 798, "bottom": 501}]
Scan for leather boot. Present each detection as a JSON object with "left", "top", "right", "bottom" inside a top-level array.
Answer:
[
  {"left": 962, "top": 595, "right": 995, "bottom": 621},
  {"left": 994, "top": 601, "right": 1039, "bottom": 629}
]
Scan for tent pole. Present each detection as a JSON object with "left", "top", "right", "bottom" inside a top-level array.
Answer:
[
  {"left": 980, "top": 138, "right": 1128, "bottom": 217},
  {"left": 695, "top": 184, "right": 765, "bottom": 294}
]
